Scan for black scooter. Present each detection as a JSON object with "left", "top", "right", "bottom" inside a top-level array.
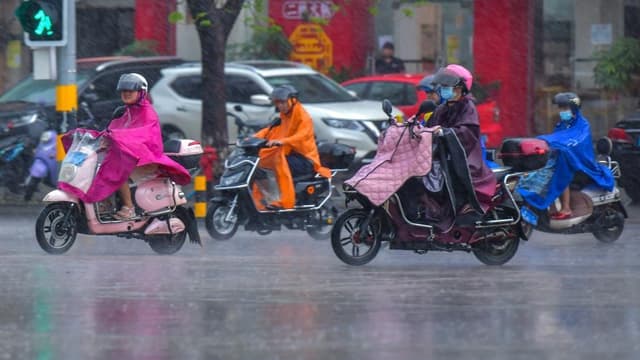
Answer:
[{"left": 205, "top": 137, "right": 354, "bottom": 240}]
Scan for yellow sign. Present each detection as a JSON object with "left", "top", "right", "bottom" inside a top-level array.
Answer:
[
  {"left": 446, "top": 35, "right": 460, "bottom": 64},
  {"left": 6, "top": 40, "right": 21, "bottom": 69},
  {"left": 288, "top": 24, "right": 333, "bottom": 73},
  {"left": 56, "top": 84, "right": 78, "bottom": 112}
]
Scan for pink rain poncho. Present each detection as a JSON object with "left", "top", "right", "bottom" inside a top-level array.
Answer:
[{"left": 58, "top": 97, "right": 191, "bottom": 202}]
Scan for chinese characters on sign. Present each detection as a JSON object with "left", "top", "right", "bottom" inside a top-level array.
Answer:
[{"left": 282, "top": 1, "right": 335, "bottom": 20}]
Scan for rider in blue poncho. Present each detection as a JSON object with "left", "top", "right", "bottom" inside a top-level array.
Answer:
[{"left": 517, "top": 92, "right": 615, "bottom": 219}]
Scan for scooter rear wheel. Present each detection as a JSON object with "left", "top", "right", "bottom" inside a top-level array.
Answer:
[
  {"left": 472, "top": 230, "right": 520, "bottom": 266},
  {"left": 35, "top": 203, "right": 78, "bottom": 254},
  {"left": 205, "top": 202, "right": 239, "bottom": 240},
  {"left": 331, "top": 209, "right": 381, "bottom": 266},
  {"left": 306, "top": 205, "right": 334, "bottom": 240},
  {"left": 592, "top": 208, "right": 625, "bottom": 243},
  {"left": 148, "top": 232, "right": 187, "bottom": 255}
]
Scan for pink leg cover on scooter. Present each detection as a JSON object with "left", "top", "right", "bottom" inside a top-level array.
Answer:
[{"left": 346, "top": 125, "right": 434, "bottom": 206}]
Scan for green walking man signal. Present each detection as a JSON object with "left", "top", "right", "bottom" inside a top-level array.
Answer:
[{"left": 15, "top": 0, "right": 67, "bottom": 47}]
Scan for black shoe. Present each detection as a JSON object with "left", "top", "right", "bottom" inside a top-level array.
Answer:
[{"left": 265, "top": 204, "right": 283, "bottom": 211}]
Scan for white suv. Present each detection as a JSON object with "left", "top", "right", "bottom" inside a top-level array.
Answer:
[{"left": 151, "top": 61, "right": 402, "bottom": 163}]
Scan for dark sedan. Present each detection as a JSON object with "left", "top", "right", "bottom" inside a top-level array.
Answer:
[{"left": 608, "top": 109, "right": 640, "bottom": 202}]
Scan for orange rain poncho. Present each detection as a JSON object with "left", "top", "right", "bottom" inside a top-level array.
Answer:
[{"left": 253, "top": 101, "right": 331, "bottom": 209}]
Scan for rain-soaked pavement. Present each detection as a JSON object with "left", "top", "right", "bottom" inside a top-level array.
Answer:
[{"left": 1, "top": 203, "right": 640, "bottom": 359}]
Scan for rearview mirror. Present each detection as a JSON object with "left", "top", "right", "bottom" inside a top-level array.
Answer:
[
  {"left": 382, "top": 99, "right": 393, "bottom": 116},
  {"left": 250, "top": 94, "right": 272, "bottom": 106},
  {"left": 80, "top": 90, "right": 99, "bottom": 103}
]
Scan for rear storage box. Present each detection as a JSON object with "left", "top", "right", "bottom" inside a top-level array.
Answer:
[
  {"left": 498, "top": 138, "right": 550, "bottom": 171},
  {"left": 317, "top": 141, "right": 355, "bottom": 169},
  {"left": 164, "top": 139, "right": 203, "bottom": 170}
]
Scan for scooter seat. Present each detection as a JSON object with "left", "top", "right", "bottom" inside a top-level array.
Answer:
[{"left": 293, "top": 173, "right": 316, "bottom": 183}]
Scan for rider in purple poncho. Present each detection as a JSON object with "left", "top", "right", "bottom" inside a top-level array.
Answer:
[
  {"left": 426, "top": 65, "right": 497, "bottom": 212},
  {"left": 59, "top": 73, "right": 190, "bottom": 218}
]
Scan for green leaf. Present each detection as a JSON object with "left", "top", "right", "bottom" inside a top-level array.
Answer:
[
  {"left": 309, "top": 16, "right": 329, "bottom": 26},
  {"left": 402, "top": 8, "right": 414, "bottom": 17},
  {"left": 593, "top": 37, "right": 640, "bottom": 93},
  {"left": 168, "top": 11, "right": 184, "bottom": 24}
]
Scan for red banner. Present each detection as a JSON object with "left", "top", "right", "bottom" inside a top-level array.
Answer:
[{"left": 269, "top": 0, "right": 374, "bottom": 76}]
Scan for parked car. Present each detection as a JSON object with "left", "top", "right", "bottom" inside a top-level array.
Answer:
[
  {"left": 0, "top": 56, "right": 186, "bottom": 137},
  {"left": 150, "top": 61, "right": 403, "bottom": 163},
  {"left": 342, "top": 73, "right": 504, "bottom": 148},
  {"left": 607, "top": 109, "right": 640, "bottom": 202}
]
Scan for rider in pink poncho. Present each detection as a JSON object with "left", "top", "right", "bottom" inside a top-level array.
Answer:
[{"left": 58, "top": 73, "right": 190, "bottom": 218}]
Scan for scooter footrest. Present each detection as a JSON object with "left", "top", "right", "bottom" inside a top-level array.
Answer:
[
  {"left": 389, "top": 241, "right": 430, "bottom": 251},
  {"left": 454, "top": 212, "right": 483, "bottom": 226}
]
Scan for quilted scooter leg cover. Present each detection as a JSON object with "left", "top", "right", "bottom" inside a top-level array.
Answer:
[{"left": 345, "top": 125, "right": 434, "bottom": 206}]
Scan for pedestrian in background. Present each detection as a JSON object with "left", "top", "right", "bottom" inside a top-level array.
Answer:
[{"left": 375, "top": 42, "right": 405, "bottom": 74}]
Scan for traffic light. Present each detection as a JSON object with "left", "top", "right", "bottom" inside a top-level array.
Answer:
[{"left": 14, "top": 0, "right": 67, "bottom": 47}]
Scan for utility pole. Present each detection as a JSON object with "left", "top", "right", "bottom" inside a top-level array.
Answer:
[{"left": 56, "top": 0, "right": 76, "bottom": 133}]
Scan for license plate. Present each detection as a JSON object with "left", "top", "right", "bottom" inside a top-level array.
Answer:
[
  {"left": 66, "top": 151, "right": 88, "bottom": 166},
  {"left": 521, "top": 206, "right": 538, "bottom": 226}
]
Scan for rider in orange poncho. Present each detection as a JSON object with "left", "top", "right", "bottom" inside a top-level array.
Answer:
[{"left": 252, "top": 85, "right": 330, "bottom": 209}]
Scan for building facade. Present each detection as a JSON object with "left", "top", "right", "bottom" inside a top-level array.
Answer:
[
  {"left": 382, "top": 0, "right": 639, "bottom": 138},
  {"left": 2, "top": 0, "right": 638, "bottom": 138}
]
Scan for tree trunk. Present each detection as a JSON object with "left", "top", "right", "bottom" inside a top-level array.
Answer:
[{"left": 186, "top": 0, "right": 244, "bottom": 177}]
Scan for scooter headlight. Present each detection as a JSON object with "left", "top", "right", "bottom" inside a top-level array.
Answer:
[
  {"left": 219, "top": 170, "right": 246, "bottom": 186},
  {"left": 322, "top": 118, "right": 365, "bottom": 131},
  {"left": 59, "top": 163, "right": 77, "bottom": 183},
  {"left": 9, "top": 113, "right": 38, "bottom": 128},
  {"left": 40, "top": 131, "right": 53, "bottom": 143}
]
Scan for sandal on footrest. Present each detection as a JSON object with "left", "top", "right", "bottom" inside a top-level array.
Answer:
[
  {"left": 551, "top": 211, "right": 572, "bottom": 220},
  {"left": 114, "top": 206, "right": 135, "bottom": 220}
]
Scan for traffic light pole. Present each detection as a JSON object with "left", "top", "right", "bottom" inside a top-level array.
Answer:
[
  {"left": 15, "top": 0, "right": 76, "bottom": 162},
  {"left": 56, "top": 0, "right": 76, "bottom": 133}
]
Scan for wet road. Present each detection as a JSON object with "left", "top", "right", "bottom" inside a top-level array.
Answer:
[{"left": 1, "top": 204, "right": 640, "bottom": 359}]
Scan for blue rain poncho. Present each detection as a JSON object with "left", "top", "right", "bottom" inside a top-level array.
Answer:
[{"left": 517, "top": 110, "right": 614, "bottom": 210}]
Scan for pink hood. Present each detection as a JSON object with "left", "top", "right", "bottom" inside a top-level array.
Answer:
[{"left": 58, "top": 97, "right": 191, "bottom": 203}]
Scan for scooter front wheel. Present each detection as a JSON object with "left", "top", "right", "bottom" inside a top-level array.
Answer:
[
  {"left": 35, "top": 203, "right": 78, "bottom": 254},
  {"left": 331, "top": 209, "right": 381, "bottom": 266},
  {"left": 205, "top": 202, "right": 240, "bottom": 240}
]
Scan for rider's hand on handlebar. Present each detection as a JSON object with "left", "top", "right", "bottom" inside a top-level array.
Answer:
[
  {"left": 99, "top": 137, "right": 110, "bottom": 150},
  {"left": 432, "top": 126, "right": 443, "bottom": 136},
  {"left": 266, "top": 140, "right": 283, "bottom": 147}
]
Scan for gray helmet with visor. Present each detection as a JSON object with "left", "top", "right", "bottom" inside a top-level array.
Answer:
[{"left": 116, "top": 73, "right": 148, "bottom": 92}]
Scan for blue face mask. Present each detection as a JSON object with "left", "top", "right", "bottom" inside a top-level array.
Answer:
[
  {"left": 439, "top": 86, "right": 454, "bottom": 101},
  {"left": 559, "top": 110, "right": 573, "bottom": 122}
]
